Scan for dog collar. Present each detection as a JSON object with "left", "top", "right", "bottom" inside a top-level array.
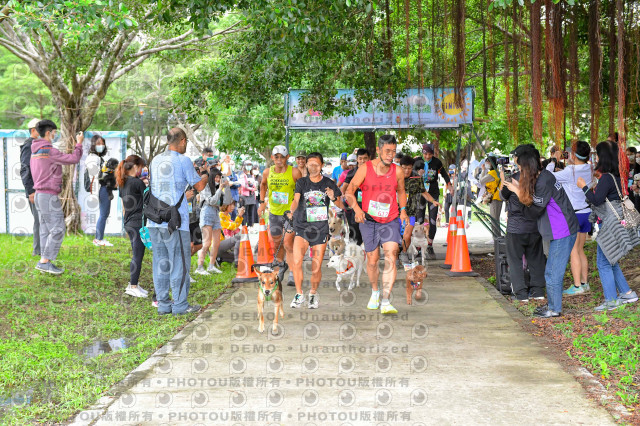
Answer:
[
  {"left": 259, "top": 279, "right": 279, "bottom": 301},
  {"left": 331, "top": 235, "right": 342, "bottom": 240},
  {"left": 410, "top": 281, "right": 421, "bottom": 289},
  {"left": 336, "top": 261, "right": 355, "bottom": 275}
]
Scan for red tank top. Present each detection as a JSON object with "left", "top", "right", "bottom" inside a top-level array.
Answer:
[{"left": 361, "top": 161, "right": 399, "bottom": 223}]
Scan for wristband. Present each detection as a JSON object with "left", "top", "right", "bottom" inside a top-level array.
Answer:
[{"left": 400, "top": 206, "right": 406, "bottom": 211}]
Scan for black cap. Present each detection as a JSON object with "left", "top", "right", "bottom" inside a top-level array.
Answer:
[{"left": 511, "top": 144, "right": 536, "bottom": 157}]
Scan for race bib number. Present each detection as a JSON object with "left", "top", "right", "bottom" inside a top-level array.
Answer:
[
  {"left": 306, "top": 206, "right": 328, "bottom": 222},
  {"left": 272, "top": 191, "right": 289, "bottom": 205},
  {"left": 368, "top": 200, "right": 391, "bottom": 218}
]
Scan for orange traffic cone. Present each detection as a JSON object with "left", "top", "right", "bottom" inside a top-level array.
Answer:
[
  {"left": 445, "top": 219, "right": 479, "bottom": 277},
  {"left": 256, "top": 218, "right": 272, "bottom": 264},
  {"left": 232, "top": 226, "right": 259, "bottom": 283},
  {"left": 440, "top": 209, "right": 457, "bottom": 270}
]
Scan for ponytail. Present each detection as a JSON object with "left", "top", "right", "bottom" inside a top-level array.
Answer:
[{"left": 116, "top": 155, "right": 145, "bottom": 188}]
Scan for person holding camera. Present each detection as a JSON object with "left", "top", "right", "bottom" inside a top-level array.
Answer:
[
  {"left": 504, "top": 145, "right": 579, "bottom": 318},
  {"left": 30, "top": 120, "right": 84, "bottom": 274},
  {"left": 500, "top": 145, "right": 546, "bottom": 301},
  {"left": 196, "top": 168, "right": 228, "bottom": 275},
  {"left": 238, "top": 159, "right": 258, "bottom": 227},
  {"left": 546, "top": 141, "right": 593, "bottom": 296},
  {"left": 479, "top": 156, "right": 503, "bottom": 238}
]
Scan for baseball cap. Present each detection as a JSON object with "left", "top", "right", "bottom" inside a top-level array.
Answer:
[
  {"left": 511, "top": 144, "right": 536, "bottom": 157},
  {"left": 347, "top": 154, "right": 357, "bottom": 165},
  {"left": 272, "top": 145, "right": 288, "bottom": 157},
  {"left": 422, "top": 143, "right": 434, "bottom": 154},
  {"left": 295, "top": 150, "right": 307, "bottom": 158},
  {"left": 27, "top": 118, "right": 40, "bottom": 129},
  {"left": 340, "top": 152, "right": 348, "bottom": 161}
]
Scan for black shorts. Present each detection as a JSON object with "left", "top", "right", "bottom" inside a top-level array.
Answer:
[
  {"left": 294, "top": 226, "right": 329, "bottom": 247},
  {"left": 189, "top": 222, "right": 203, "bottom": 246}
]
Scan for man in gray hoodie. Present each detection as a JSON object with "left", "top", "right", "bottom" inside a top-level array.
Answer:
[{"left": 30, "top": 120, "right": 84, "bottom": 274}]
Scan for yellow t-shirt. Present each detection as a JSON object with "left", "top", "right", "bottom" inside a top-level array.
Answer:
[
  {"left": 267, "top": 165, "right": 295, "bottom": 216},
  {"left": 485, "top": 169, "right": 502, "bottom": 201}
]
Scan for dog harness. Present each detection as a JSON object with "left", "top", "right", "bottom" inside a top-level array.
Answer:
[{"left": 336, "top": 260, "right": 355, "bottom": 275}]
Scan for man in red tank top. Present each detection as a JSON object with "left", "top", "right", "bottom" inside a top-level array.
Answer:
[{"left": 345, "top": 135, "right": 409, "bottom": 315}]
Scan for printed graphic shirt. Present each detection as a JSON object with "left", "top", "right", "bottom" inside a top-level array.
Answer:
[
  {"left": 404, "top": 172, "right": 427, "bottom": 218},
  {"left": 292, "top": 176, "right": 342, "bottom": 236}
]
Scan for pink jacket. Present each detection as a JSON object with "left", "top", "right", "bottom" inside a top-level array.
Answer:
[{"left": 31, "top": 138, "right": 83, "bottom": 195}]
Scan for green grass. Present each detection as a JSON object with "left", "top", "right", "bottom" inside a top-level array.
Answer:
[{"left": 0, "top": 234, "right": 233, "bottom": 424}]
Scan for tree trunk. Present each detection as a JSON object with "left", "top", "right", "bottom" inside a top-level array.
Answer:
[
  {"left": 364, "top": 131, "right": 376, "bottom": 159},
  {"left": 588, "top": 0, "right": 602, "bottom": 146},
  {"left": 608, "top": 0, "right": 616, "bottom": 135},
  {"left": 530, "top": 0, "right": 543, "bottom": 146},
  {"left": 57, "top": 103, "right": 85, "bottom": 234}
]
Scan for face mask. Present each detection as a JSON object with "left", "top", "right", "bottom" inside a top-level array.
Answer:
[
  {"left": 636, "top": 158, "right": 640, "bottom": 165},
  {"left": 96, "top": 145, "right": 105, "bottom": 154},
  {"left": 252, "top": 170, "right": 258, "bottom": 176},
  {"left": 140, "top": 170, "right": 148, "bottom": 178},
  {"left": 628, "top": 155, "right": 635, "bottom": 163}
]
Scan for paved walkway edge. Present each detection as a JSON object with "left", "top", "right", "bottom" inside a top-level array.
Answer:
[
  {"left": 69, "top": 287, "right": 237, "bottom": 426},
  {"left": 474, "top": 275, "right": 630, "bottom": 421}
]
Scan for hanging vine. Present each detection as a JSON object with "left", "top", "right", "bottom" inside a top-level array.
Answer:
[
  {"left": 531, "top": 0, "right": 543, "bottom": 145},
  {"left": 568, "top": 5, "right": 578, "bottom": 142},
  {"left": 453, "top": 0, "right": 465, "bottom": 108},
  {"left": 607, "top": 0, "right": 616, "bottom": 135},
  {"left": 588, "top": 0, "right": 602, "bottom": 146},
  {"left": 616, "top": 0, "right": 628, "bottom": 194}
]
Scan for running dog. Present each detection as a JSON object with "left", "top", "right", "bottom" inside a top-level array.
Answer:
[
  {"left": 407, "top": 222, "right": 430, "bottom": 265},
  {"left": 327, "top": 242, "right": 365, "bottom": 291},
  {"left": 406, "top": 264, "right": 427, "bottom": 305},
  {"left": 328, "top": 209, "right": 348, "bottom": 255},
  {"left": 253, "top": 266, "right": 284, "bottom": 334}
]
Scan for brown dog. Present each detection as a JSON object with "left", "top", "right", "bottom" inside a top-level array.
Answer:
[
  {"left": 254, "top": 267, "right": 284, "bottom": 333},
  {"left": 406, "top": 264, "right": 427, "bottom": 305}
]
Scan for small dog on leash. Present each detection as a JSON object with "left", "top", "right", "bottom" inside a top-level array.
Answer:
[
  {"left": 405, "top": 264, "right": 427, "bottom": 305},
  {"left": 327, "top": 242, "right": 365, "bottom": 291},
  {"left": 407, "top": 222, "right": 430, "bottom": 265},
  {"left": 253, "top": 266, "right": 284, "bottom": 333},
  {"left": 328, "top": 209, "right": 348, "bottom": 255},
  {"left": 98, "top": 158, "right": 119, "bottom": 200}
]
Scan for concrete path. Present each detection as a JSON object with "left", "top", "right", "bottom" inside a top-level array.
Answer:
[{"left": 72, "top": 258, "right": 614, "bottom": 425}]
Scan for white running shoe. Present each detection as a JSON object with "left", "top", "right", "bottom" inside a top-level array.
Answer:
[
  {"left": 101, "top": 239, "right": 114, "bottom": 247},
  {"left": 189, "top": 275, "right": 197, "bottom": 283},
  {"left": 125, "top": 286, "right": 147, "bottom": 298},
  {"left": 92, "top": 239, "right": 103, "bottom": 246},
  {"left": 207, "top": 264, "right": 222, "bottom": 274},
  {"left": 308, "top": 293, "right": 319, "bottom": 309},
  {"left": 290, "top": 293, "right": 305, "bottom": 308},
  {"left": 127, "top": 283, "right": 148, "bottom": 295},
  {"left": 194, "top": 267, "right": 210, "bottom": 276}
]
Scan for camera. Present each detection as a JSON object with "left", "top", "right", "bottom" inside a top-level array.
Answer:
[
  {"left": 562, "top": 151, "right": 569, "bottom": 159},
  {"left": 496, "top": 156, "right": 509, "bottom": 166}
]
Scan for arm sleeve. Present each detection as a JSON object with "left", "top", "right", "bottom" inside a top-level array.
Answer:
[
  {"left": 523, "top": 173, "right": 553, "bottom": 219},
  {"left": 184, "top": 157, "right": 202, "bottom": 186},
  {"left": 500, "top": 185, "right": 512, "bottom": 201},
  {"left": 584, "top": 174, "right": 614, "bottom": 206},
  {"left": 50, "top": 143, "right": 83, "bottom": 165},
  {"left": 438, "top": 161, "right": 451, "bottom": 185},
  {"left": 547, "top": 162, "right": 574, "bottom": 185},
  {"left": 479, "top": 173, "right": 496, "bottom": 185},
  {"left": 294, "top": 178, "right": 304, "bottom": 195},
  {"left": 19, "top": 142, "right": 35, "bottom": 195}
]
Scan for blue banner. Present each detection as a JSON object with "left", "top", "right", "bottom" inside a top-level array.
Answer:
[{"left": 286, "top": 88, "right": 474, "bottom": 130}]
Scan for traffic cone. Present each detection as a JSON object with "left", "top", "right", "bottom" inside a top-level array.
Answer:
[
  {"left": 232, "top": 226, "right": 259, "bottom": 283},
  {"left": 256, "top": 218, "right": 272, "bottom": 264},
  {"left": 445, "top": 219, "right": 479, "bottom": 277},
  {"left": 439, "top": 209, "right": 457, "bottom": 269}
]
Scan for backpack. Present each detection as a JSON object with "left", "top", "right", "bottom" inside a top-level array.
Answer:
[{"left": 142, "top": 169, "right": 187, "bottom": 235}]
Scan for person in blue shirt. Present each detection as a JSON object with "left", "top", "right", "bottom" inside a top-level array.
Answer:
[
  {"left": 148, "top": 128, "right": 208, "bottom": 315},
  {"left": 332, "top": 152, "right": 348, "bottom": 182}
]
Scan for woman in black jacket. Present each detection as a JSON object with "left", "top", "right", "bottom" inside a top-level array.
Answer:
[{"left": 578, "top": 141, "right": 639, "bottom": 311}]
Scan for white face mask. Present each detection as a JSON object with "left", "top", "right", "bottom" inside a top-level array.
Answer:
[
  {"left": 252, "top": 169, "right": 258, "bottom": 176},
  {"left": 636, "top": 157, "right": 640, "bottom": 165},
  {"left": 96, "top": 145, "right": 105, "bottom": 154}
]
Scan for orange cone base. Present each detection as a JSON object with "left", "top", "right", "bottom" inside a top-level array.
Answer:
[
  {"left": 232, "top": 276, "right": 259, "bottom": 283},
  {"left": 445, "top": 270, "right": 479, "bottom": 277},
  {"left": 439, "top": 264, "right": 452, "bottom": 269}
]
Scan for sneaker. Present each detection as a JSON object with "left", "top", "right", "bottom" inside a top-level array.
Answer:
[
  {"left": 380, "top": 303, "right": 398, "bottom": 314},
  {"left": 617, "top": 291, "right": 638, "bottom": 305},
  {"left": 594, "top": 299, "right": 622, "bottom": 312},
  {"left": 125, "top": 286, "right": 147, "bottom": 298},
  {"left": 290, "top": 293, "right": 305, "bottom": 308},
  {"left": 207, "top": 264, "right": 222, "bottom": 274},
  {"left": 92, "top": 239, "right": 103, "bottom": 246},
  {"left": 127, "top": 283, "right": 149, "bottom": 296},
  {"left": 194, "top": 266, "right": 210, "bottom": 275},
  {"left": 152, "top": 300, "right": 158, "bottom": 308},
  {"left": 563, "top": 285, "right": 586, "bottom": 296},
  {"left": 35, "top": 261, "right": 64, "bottom": 275},
  {"left": 367, "top": 292, "right": 380, "bottom": 310},
  {"left": 174, "top": 304, "right": 201, "bottom": 315},
  {"left": 533, "top": 305, "right": 561, "bottom": 318},
  {"left": 426, "top": 246, "right": 436, "bottom": 260},
  {"left": 308, "top": 294, "right": 319, "bottom": 309},
  {"left": 583, "top": 283, "right": 591, "bottom": 292},
  {"left": 189, "top": 275, "right": 197, "bottom": 283},
  {"left": 101, "top": 239, "right": 114, "bottom": 247}
]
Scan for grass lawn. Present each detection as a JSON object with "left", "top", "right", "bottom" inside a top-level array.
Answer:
[{"left": 0, "top": 233, "right": 234, "bottom": 424}]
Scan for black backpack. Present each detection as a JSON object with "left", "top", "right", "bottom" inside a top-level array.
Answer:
[{"left": 142, "top": 168, "right": 187, "bottom": 235}]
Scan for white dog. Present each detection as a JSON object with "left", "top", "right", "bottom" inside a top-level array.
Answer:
[
  {"left": 327, "top": 242, "right": 365, "bottom": 291},
  {"left": 407, "top": 223, "right": 430, "bottom": 265}
]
